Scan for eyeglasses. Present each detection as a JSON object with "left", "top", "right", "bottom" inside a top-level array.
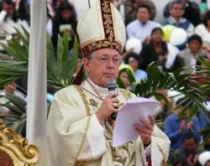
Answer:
[{"left": 90, "top": 56, "right": 121, "bottom": 65}]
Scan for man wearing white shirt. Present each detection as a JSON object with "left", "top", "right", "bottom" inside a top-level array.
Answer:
[{"left": 126, "top": 5, "right": 160, "bottom": 43}]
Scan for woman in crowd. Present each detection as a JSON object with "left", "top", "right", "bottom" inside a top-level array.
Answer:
[
  {"left": 140, "top": 27, "right": 182, "bottom": 71},
  {"left": 52, "top": 0, "right": 77, "bottom": 52},
  {"left": 0, "top": 0, "right": 30, "bottom": 51},
  {"left": 117, "top": 65, "right": 134, "bottom": 89}
]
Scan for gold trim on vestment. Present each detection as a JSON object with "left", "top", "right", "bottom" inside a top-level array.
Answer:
[
  {"left": 157, "top": 143, "right": 167, "bottom": 166},
  {"left": 119, "top": 89, "right": 132, "bottom": 100},
  {"left": 75, "top": 85, "right": 91, "bottom": 116},
  {"left": 89, "top": 99, "right": 98, "bottom": 107},
  {"left": 73, "top": 85, "right": 92, "bottom": 166},
  {"left": 104, "top": 88, "right": 135, "bottom": 165}
]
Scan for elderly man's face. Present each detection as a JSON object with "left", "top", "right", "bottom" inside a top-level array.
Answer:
[{"left": 84, "top": 48, "right": 121, "bottom": 87}]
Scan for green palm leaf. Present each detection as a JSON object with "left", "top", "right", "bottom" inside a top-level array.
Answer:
[
  {"left": 3, "top": 93, "right": 26, "bottom": 113},
  {"left": 0, "top": 27, "right": 82, "bottom": 133},
  {"left": 67, "top": 37, "right": 78, "bottom": 83},
  {"left": 14, "top": 27, "right": 29, "bottom": 51},
  {"left": 132, "top": 63, "right": 209, "bottom": 117}
]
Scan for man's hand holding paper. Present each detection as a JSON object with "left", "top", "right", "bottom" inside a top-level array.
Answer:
[
  {"left": 134, "top": 115, "right": 155, "bottom": 145},
  {"left": 112, "top": 97, "right": 159, "bottom": 147}
]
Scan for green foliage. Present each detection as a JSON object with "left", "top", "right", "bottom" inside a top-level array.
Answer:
[
  {"left": 0, "top": 27, "right": 80, "bottom": 133},
  {"left": 118, "top": 63, "right": 210, "bottom": 120},
  {"left": 0, "top": 27, "right": 79, "bottom": 90},
  {"left": 0, "top": 93, "right": 26, "bottom": 134},
  {"left": 47, "top": 34, "right": 79, "bottom": 90},
  {"left": 0, "top": 27, "right": 29, "bottom": 88}
]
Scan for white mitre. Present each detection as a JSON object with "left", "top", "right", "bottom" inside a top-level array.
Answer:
[{"left": 77, "top": 0, "right": 126, "bottom": 57}]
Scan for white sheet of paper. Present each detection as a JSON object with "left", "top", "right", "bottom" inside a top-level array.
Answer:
[{"left": 112, "top": 97, "right": 160, "bottom": 147}]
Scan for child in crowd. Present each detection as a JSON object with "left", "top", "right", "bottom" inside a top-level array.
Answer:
[
  {"left": 179, "top": 34, "right": 208, "bottom": 68},
  {"left": 124, "top": 52, "right": 147, "bottom": 82}
]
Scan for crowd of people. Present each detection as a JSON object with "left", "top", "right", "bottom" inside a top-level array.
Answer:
[{"left": 0, "top": 0, "right": 210, "bottom": 165}]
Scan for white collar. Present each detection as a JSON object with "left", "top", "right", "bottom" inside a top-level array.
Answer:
[
  {"left": 81, "top": 78, "right": 109, "bottom": 99},
  {"left": 87, "top": 78, "right": 108, "bottom": 94}
]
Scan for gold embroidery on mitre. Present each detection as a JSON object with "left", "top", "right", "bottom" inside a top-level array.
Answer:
[{"left": 82, "top": 0, "right": 122, "bottom": 56}]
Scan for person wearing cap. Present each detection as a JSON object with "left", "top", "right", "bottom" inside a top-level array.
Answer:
[
  {"left": 164, "top": 98, "right": 201, "bottom": 150},
  {"left": 41, "top": 0, "right": 170, "bottom": 166},
  {"left": 118, "top": 64, "right": 134, "bottom": 89}
]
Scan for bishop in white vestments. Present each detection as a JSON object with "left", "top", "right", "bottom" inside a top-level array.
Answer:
[{"left": 41, "top": 0, "right": 171, "bottom": 165}]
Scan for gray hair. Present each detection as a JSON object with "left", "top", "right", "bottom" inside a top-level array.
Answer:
[{"left": 86, "top": 52, "right": 96, "bottom": 60}]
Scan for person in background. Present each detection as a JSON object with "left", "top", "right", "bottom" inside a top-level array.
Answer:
[
  {"left": 16, "top": 0, "right": 30, "bottom": 23},
  {"left": 168, "top": 152, "right": 184, "bottom": 166},
  {"left": 179, "top": 130, "right": 202, "bottom": 166},
  {"left": 179, "top": 34, "right": 208, "bottom": 68},
  {"left": 124, "top": 52, "right": 147, "bottom": 82},
  {"left": 124, "top": 0, "right": 156, "bottom": 25},
  {"left": 164, "top": 98, "right": 201, "bottom": 150},
  {"left": 140, "top": 27, "right": 169, "bottom": 70},
  {"left": 52, "top": 0, "right": 77, "bottom": 51},
  {"left": 126, "top": 5, "right": 160, "bottom": 43},
  {"left": 118, "top": 65, "right": 135, "bottom": 89},
  {"left": 162, "top": 0, "right": 194, "bottom": 36},
  {"left": 164, "top": 0, "right": 201, "bottom": 27},
  {"left": 140, "top": 27, "right": 183, "bottom": 72},
  {"left": 0, "top": 0, "right": 30, "bottom": 51}
]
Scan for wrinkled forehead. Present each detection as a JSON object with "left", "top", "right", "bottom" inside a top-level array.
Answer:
[{"left": 93, "top": 48, "right": 121, "bottom": 57}]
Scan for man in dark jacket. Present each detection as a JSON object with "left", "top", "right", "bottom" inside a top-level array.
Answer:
[{"left": 164, "top": 0, "right": 201, "bottom": 26}]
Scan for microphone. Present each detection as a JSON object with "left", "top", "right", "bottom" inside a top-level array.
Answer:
[{"left": 106, "top": 79, "right": 118, "bottom": 120}]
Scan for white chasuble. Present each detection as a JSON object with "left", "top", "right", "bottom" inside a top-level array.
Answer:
[{"left": 41, "top": 80, "right": 170, "bottom": 166}]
